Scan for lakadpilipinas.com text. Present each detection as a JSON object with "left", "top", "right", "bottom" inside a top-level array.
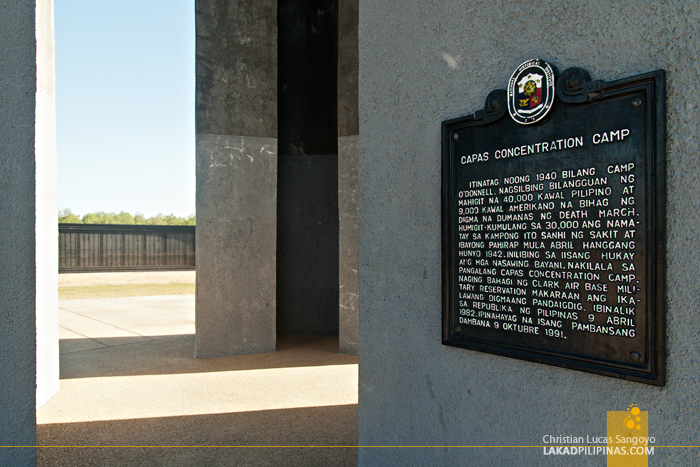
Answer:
[{"left": 542, "top": 435, "right": 655, "bottom": 456}]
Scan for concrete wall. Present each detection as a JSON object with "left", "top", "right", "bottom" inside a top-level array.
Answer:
[
  {"left": 0, "top": 0, "right": 38, "bottom": 462},
  {"left": 195, "top": 0, "right": 278, "bottom": 357},
  {"left": 338, "top": 134, "right": 358, "bottom": 353},
  {"left": 338, "top": 0, "right": 359, "bottom": 354},
  {"left": 196, "top": 0, "right": 358, "bottom": 351},
  {"left": 36, "top": 0, "right": 60, "bottom": 410},
  {"left": 358, "top": 1, "right": 700, "bottom": 465},
  {"left": 0, "top": 0, "right": 58, "bottom": 464}
]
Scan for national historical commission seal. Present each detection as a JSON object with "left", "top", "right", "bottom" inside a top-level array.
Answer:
[{"left": 507, "top": 59, "right": 555, "bottom": 125}]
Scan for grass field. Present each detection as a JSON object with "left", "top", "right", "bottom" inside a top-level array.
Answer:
[{"left": 59, "top": 282, "right": 195, "bottom": 300}]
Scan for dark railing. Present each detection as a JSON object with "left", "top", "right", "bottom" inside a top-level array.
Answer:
[{"left": 59, "top": 224, "right": 195, "bottom": 273}]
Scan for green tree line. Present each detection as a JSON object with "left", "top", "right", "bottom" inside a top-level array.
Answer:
[{"left": 59, "top": 209, "right": 195, "bottom": 226}]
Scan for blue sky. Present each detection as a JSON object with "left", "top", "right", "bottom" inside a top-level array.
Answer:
[{"left": 55, "top": 0, "right": 195, "bottom": 218}]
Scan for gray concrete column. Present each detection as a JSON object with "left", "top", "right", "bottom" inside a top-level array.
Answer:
[
  {"left": 195, "top": 0, "right": 278, "bottom": 357},
  {"left": 338, "top": 0, "right": 359, "bottom": 355},
  {"left": 1, "top": 0, "right": 58, "bottom": 464}
]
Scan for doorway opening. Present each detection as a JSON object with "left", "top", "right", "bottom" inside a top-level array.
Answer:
[{"left": 276, "top": 0, "right": 340, "bottom": 337}]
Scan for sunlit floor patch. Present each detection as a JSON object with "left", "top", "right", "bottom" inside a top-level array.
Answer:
[
  {"left": 37, "top": 363, "right": 358, "bottom": 424},
  {"left": 45, "top": 295, "right": 358, "bottom": 425},
  {"left": 59, "top": 295, "right": 196, "bottom": 341}
]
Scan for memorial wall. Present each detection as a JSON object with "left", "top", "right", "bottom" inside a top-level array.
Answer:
[{"left": 358, "top": 1, "right": 700, "bottom": 465}]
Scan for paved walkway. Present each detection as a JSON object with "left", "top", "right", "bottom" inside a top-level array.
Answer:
[
  {"left": 58, "top": 270, "right": 196, "bottom": 287},
  {"left": 37, "top": 288, "right": 358, "bottom": 466}
]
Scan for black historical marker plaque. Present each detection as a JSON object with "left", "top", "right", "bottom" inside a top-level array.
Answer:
[{"left": 442, "top": 61, "right": 665, "bottom": 385}]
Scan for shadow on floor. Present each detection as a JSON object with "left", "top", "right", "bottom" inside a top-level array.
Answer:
[
  {"left": 60, "top": 334, "right": 357, "bottom": 380},
  {"left": 38, "top": 404, "right": 358, "bottom": 467}
]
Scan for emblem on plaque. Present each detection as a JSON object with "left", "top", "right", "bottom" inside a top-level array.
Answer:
[{"left": 507, "top": 59, "right": 555, "bottom": 125}]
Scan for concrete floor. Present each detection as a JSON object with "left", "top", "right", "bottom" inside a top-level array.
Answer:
[
  {"left": 38, "top": 284, "right": 358, "bottom": 466},
  {"left": 58, "top": 270, "right": 197, "bottom": 287}
]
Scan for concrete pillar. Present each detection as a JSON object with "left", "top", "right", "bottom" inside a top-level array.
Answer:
[
  {"left": 338, "top": 0, "right": 359, "bottom": 354},
  {"left": 0, "top": 0, "right": 58, "bottom": 464},
  {"left": 36, "top": 0, "right": 60, "bottom": 410},
  {"left": 195, "top": 0, "right": 278, "bottom": 357}
]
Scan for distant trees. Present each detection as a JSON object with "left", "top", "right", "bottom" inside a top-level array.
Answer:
[
  {"left": 58, "top": 209, "right": 82, "bottom": 223},
  {"left": 59, "top": 209, "right": 196, "bottom": 225}
]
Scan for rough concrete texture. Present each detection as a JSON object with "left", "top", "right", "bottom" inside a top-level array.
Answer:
[
  {"left": 0, "top": 0, "right": 39, "bottom": 464},
  {"left": 277, "top": 154, "right": 339, "bottom": 335},
  {"left": 338, "top": 0, "right": 359, "bottom": 355},
  {"left": 196, "top": 0, "right": 278, "bottom": 358},
  {"left": 195, "top": 0, "right": 277, "bottom": 137},
  {"left": 35, "top": 0, "right": 60, "bottom": 410},
  {"left": 196, "top": 134, "right": 277, "bottom": 357},
  {"left": 338, "top": 0, "right": 359, "bottom": 138},
  {"left": 339, "top": 136, "right": 359, "bottom": 354},
  {"left": 358, "top": 1, "right": 700, "bottom": 465}
]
